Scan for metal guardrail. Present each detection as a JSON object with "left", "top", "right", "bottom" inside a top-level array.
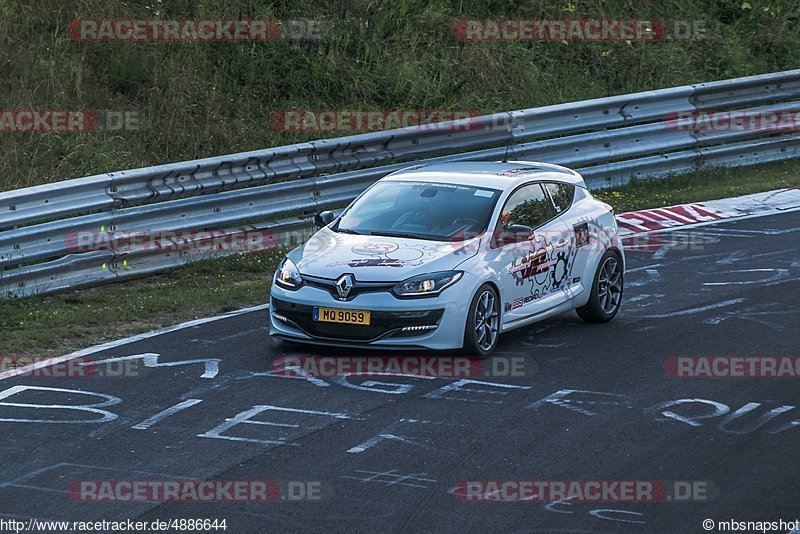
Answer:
[{"left": 2, "top": 69, "right": 800, "bottom": 297}]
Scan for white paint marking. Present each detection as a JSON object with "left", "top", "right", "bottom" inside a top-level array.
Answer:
[
  {"left": 0, "top": 385, "right": 120, "bottom": 424},
  {"left": 652, "top": 207, "right": 696, "bottom": 223},
  {"left": 701, "top": 268, "right": 789, "bottom": 286},
  {"left": 244, "top": 420, "right": 301, "bottom": 428},
  {"left": 347, "top": 433, "right": 430, "bottom": 454},
  {"left": 346, "top": 418, "right": 446, "bottom": 453},
  {"left": 131, "top": 399, "right": 203, "bottom": 430},
  {"left": 424, "top": 379, "right": 531, "bottom": 404},
  {"left": 340, "top": 469, "right": 436, "bottom": 488},
  {"left": 0, "top": 304, "right": 268, "bottom": 381},
  {"left": 624, "top": 264, "right": 665, "bottom": 273},
  {"left": 246, "top": 367, "right": 330, "bottom": 388},
  {"left": 333, "top": 372, "right": 435, "bottom": 395},
  {"left": 528, "top": 389, "right": 633, "bottom": 416},
  {"left": 80, "top": 353, "right": 220, "bottom": 379},
  {"left": 590, "top": 509, "right": 646, "bottom": 525},
  {"left": 648, "top": 398, "right": 729, "bottom": 427},
  {"left": 635, "top": 298, "right": 746, "bottom": 319},
  {"left": 717, "top": 403, "right": 795, "bottom": 434},
  {"left": 198, "top": 404, "right": 352, "bottom": 446},
  {"left": 543, "top": 499, "right": 575, "bottom": 514},
  {"left": 0, "top": 462, "right": 196, "bottom": 490}
]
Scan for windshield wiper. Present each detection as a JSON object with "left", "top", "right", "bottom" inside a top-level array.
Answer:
[
  {"left": 369, "top": 231, "right": 425, "bottom": 240},
  {"left": 336, "top": 228, "right": 366, "bottom": 235}
]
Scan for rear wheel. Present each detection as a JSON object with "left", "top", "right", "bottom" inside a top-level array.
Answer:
[
  {"left": 463, "top": 284, "right": 500, "bottom": 358},
  {"left": 576, "top": 251, "right": 623, "bottom": 323}
]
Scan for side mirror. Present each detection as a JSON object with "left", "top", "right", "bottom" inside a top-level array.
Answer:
[
  {"left": 494, "top": 224, "right": 533, "bottom": 247},
  {"left": 314, "top": 210, "right": 335, "bottom": 228}
]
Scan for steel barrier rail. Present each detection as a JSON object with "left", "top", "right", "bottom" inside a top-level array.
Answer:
[
  {"left": 0, "top": 175, "right": 115, "bottom": 229},
  {"left": 3, "top": 130, "right": 800, "bottom": 296},
  {"left": 689, "top": 69, "right": 800, "bottom": 109},
  {"left": 3, "top": 133, "right": 798, "bottom": 298},
  {"left": 580, "top": 133, "right": 800, "bottom": 188},
  {"left": 8, "top": 132, "right": 798, "bottom": 296},
  {"left": 3, "top": 132, "right": 798, "bottom": 296},
  {"left": 4, "top": 69, "right": 800, "bottom": 229},
  {"left": 2, "top": 100, "right": 796, "bottom": 270},
  {"left": 2, "top": 69, "right": 800, "bottom": 297},
  {"left": 0, "top": 215, "right": 318, "bottom": 295}
]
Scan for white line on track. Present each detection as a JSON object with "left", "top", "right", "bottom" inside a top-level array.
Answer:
[{"left": 0, "top": 304, "right": 268, "bottom": 381}]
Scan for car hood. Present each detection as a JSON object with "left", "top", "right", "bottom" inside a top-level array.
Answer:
[{"left": 287, "top": 227, "right": 480, "bottom": 282}]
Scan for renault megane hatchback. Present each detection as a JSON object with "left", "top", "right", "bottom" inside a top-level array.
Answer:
[{"left": 269, "top": 161, "right": 624, "bottom": 357}]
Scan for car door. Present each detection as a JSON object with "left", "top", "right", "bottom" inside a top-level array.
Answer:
[
  {"left": 487, "top": 182, "right": 573, "bottom": 328},
  {"left": 544, "top": 181, "right": 602, "bottom": 303},
  {"left": 543, "top": 181, "right": 586, "bottom": 300}
]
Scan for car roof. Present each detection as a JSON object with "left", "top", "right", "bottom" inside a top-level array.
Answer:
[{"left": 383, "top": 161, "right": 585, "bottom": 190}]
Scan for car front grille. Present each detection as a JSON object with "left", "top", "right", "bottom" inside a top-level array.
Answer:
[{"left": 301, "top": 274, "right": 396, "bottom": 301}]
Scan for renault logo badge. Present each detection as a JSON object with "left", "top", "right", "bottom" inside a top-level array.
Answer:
[{"left": 335, "top": 274, "right": 354, "bottom": 298}]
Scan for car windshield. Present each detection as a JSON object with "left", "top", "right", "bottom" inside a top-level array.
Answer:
[{"left": 334, "top": 180, "right": 501, "bottom": 241}]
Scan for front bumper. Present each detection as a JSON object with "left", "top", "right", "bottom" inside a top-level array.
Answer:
[{"left": 268, "top": 275, "right": 474, "bottom": 350}]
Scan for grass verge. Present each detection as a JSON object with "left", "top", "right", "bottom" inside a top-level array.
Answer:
[
  {"left": 1, "top": 159, "right": 799, "bottom": 356},
  {"left": 1, "top": 250, "right": 286, "bottom": 357},
  {"left": 592, "top": 159, "right": 800, "bottom": 212},
  {"left": 3, "top": 0, "right": 800, "bottom": 190}
]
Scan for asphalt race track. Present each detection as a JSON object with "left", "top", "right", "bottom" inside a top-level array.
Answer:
[{"left": 1, "top": 210, "right": 798, "bottom": 533}]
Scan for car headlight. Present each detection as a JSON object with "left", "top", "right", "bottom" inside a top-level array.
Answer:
[
  {"left": 275, "top": 257, "right": 303, "bottom": 289},
  {"left": 392, "top": 271, "right": 463, "bottom": 298}
]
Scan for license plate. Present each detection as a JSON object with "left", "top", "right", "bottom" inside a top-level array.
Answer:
[{"left": 313, "top": 307, "right": 371, "bottom": 325}]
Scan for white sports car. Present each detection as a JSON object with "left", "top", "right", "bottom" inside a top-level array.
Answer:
[{"left": 269, "top": 161, "right": 624, "bottom": 357}]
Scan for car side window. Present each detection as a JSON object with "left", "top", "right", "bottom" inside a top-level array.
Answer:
[
  {"left": 500, "top": 183, "right": 555, "bottom": 229},
  {"left": 545, "top": 182, "right": 575, "bottom": 214}
]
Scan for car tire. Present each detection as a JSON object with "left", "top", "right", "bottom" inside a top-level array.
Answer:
[
  {"left": 463, "top": 284, "right": 501, "bottom": 358},
  {"left": 576, "top": 250, "right": 623, "bottom": 323}
]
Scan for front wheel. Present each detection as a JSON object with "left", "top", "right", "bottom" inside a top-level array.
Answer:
[
  {"left": 463, "top": 284, "right": 500, "bottom": 358},
  {"left": 576, "top": 250, "right": 623, "bottom": 323}
]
